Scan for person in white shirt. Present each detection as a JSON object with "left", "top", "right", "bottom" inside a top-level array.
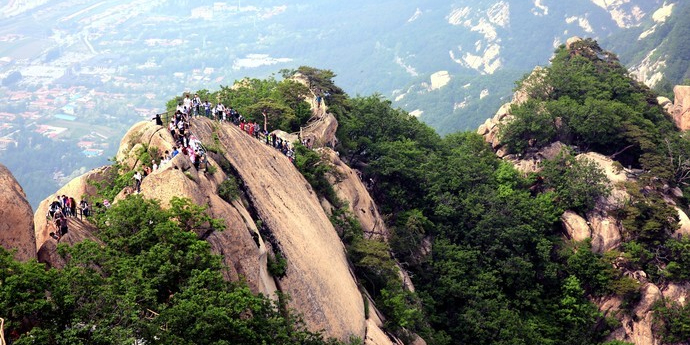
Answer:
[
  {"left": 183, "top": 94, "right": 192, "bottom": 110},
  {"left": 133, "top": 171, "right": 142, "bottom": 194}
]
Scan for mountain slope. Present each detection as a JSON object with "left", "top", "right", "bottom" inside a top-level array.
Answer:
[{"left": 603, "top": 1, "right": 690, "bottom": 92}]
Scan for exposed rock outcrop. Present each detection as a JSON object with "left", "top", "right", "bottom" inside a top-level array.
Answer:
[
  {"left": 602, "top": 283, "right": 663, "bottom": 345},
  {"left": 0, "top": 163, "right": 36, "bottom": 262},
  {"left": 192, "top": 118, "right": 369, "bottom": 341},
  {"left": 675, "top": 207, "right": 690, "bottom": 238},
  {"left": 116, "top": 121, "right": 277, "bottom": 298},
  {"left": 561, "top": 210, "right": 590, "bottom": 242},
  {"left": 670, "top": 85, "right": 690, "bottom": 131},
  {"left": 301, "top": 112, "right": 338, "bottom": 148},
  {"left": 565, "top": 36, "right": 583, "bottom": 49},
  {"left": 33, "top": 166, "right": 108, "bottom": 252},
  {"left": 32, "top": 117, "right": 397, "bottom": 343},
  {"left": 36, "top": 219, "right": 101, "bottom": 269},
  {"left": 657, "top": 96, "right": 672, "bottom": 113},
  {"left": 322, "top": 148, "right": 388, "bottom": 240},
  {"left": 116, "top": 120, "right": 175, "bottom": 169},
  {"left": 586, "top": 212, "right": 622, "bottom": 253}
]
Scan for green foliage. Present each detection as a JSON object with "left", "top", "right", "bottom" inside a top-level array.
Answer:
[
  {"left": 653, "top": 300, "right": 690, "bottom": 344},
  {"left": 540, "top": 151, "right": 611, "bottom": 213},
  {"left": 661, "top": 237, "right": 690, "bottom": 281},
  {"left": 0, "top": 196, "right": 343, "bottom": 344},
  {"left": 558, "top": 276, "right": 602, "bottom": 335},
  {"left": 499, "top": 99, "right": 558, "bottom": 153},
  {"left": 560, "top": 240, "right": 616, "bottom": 296},
  {"left": 267, "top": 250, "right": 288, "bottom": 278},
  {"left": 90, "top": 160, "right": 135, "bottom": 202},
  {"left": 294, "top": 144, "right": 341, "bottom": 207},
  {"left": 136, "top": 144, "right": 159, "bottom": 169},
  {"left": 390, "top": 209, "right": 431, "bottom": 267},
  {"left": 204, "top": 131, "right": 224, "bottom": 154},
  {"left": 218, "top": 176, "right": 241, "bottom": 203},
  {"left": 502, "top": 38, "right": 678, "bottom": 174},
  {"left": 618, "top": 186, "right": 679, "bottom": 246}
]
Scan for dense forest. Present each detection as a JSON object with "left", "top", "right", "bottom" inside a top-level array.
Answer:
[{"left": 3, "top": 39, "right": 690, "bottom": 344}]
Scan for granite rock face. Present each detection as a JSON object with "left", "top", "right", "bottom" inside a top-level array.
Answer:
[{"left": 0, "top": 163, "right": 36, "bottom": 262}]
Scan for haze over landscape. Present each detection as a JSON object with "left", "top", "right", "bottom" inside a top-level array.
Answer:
[
  {"left": 1, "top": 0, "right": 684, "bottom": 206},
  {"left": 4, "top": 1, "right": 690, "bottom": 344}
]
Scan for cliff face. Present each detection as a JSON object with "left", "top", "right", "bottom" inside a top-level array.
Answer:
[
  {"left": 670, "top": 85, "right": 690, "bottom": 131},
  {"left": 192, "top": 118, "right": 367, "bottom": 340},
  {"left": 0, "top": 163, "right": 36, "bottom": 262},
  {"left": 31, "top": 118, "right": 395, "bottom": 343}
]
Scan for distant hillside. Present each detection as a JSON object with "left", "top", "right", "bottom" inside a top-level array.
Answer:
[{"left": 603, "top": 1, "right": 690, "bottom": 95}]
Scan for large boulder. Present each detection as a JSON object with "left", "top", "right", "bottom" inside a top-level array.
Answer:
[
  {"left": 601, "top": 283, "right": 663, "bottom": 345},
  {"left": 0, "top": 164, "right": 36, "bottom": 261},
  {"left": 301, "top": 112, "right": 338, "bottom": 148},
  {"left": 561, "top": 210, "right": 590, "bottom": 242},
  {"left": 192, "top": 118, "right": 368, "bottom": 341},
  {"left": 587, "top": 212, "right": 622, "bottom": 253},
  {"left": 657, "top": 96, "right": 673, "bottom": 113},
  {"left": 662, "top": 282, "right": 690, "bottom": 307},
  {"left": 565, "top": 36, "right": 583, "bottom": 49},
  {"left": 139, "top": 160, "right": 278, "bottom": 298},
  {"left": 670, "top": 85, "right": 690, "bottom": 131},
  {"left": 33, "top": 166, "right": 108, "bottom": 251},
  {"left": 576, "top": 152, "right": 627, "bottom": 185},
  {"left": 116, "top": 120, "right": 175, "bottom": 170},
  {"left": 36, "top": 218, "right": 101, "bottom": 269},
  {"left": 675, "top": 207, "right": 690, "bottom": 238}
]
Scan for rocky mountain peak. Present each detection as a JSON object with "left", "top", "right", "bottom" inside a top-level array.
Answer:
[{"left": 29, "top": 115, "right": 400, "bottom": 344}]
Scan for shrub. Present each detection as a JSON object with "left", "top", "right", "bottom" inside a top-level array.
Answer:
[
  {"left": 499, "top": 100, "right": 557, "bottom": 153},
  {"left": 218, "top": 177, "right": 240, "bottom": 202},
  {"left": 267, "top": 250, "right": 288, "bottom": 278},
  {"left": 653, "top": 301, "right": 690, "bottom": 344},
  {"left": 540, "top": 151, "right": 610, "bottom": 214}
]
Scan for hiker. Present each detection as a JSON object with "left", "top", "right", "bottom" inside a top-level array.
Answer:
[
  {"left": 69, "top": 196, "right": 77, "bottom": 217},
  {"left": 48, "top": 199, "right": 62, "bottom": 219},
  {"left": 133, "top": 171, "right": 142, "bottom": 193},
  {"left": 193, "top": 94, "right": 201, "bottom": 117},
  {"left": 169, "top": 120, "right": 176, "bottom": 140},
  {"left": 191, "top": 150, "right": 199, "bottom": 170},
  {"left": 153, "top": 113, "right": 163, "bottom": 126},
  {"left": 204, "top": 100, "right": 212, "bottom": 118},
  {"left": 50, "top": 213, "right": 68, "bottom": 241},
  {"left": 215, "top": 102, "right": 225, "bottom": 121},
  {"left": 316, "top": 95, "right": 322, "bottom": 108},
  {"left": 80, "top": 199, "right": 90, "bottom": 217},
  {"left": 183, "top": 94, "right": 192, "bottom": 111}
]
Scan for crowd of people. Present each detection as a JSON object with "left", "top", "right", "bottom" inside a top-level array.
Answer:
[
  {"left": 157, "top": 93, "right": 304, "bottom": 164},
  {"left": 47, "top": 92, "right": 322, "bottom": 242},
  {"left": 47, "top": 195, "right": 90, "bottom": 241}
]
